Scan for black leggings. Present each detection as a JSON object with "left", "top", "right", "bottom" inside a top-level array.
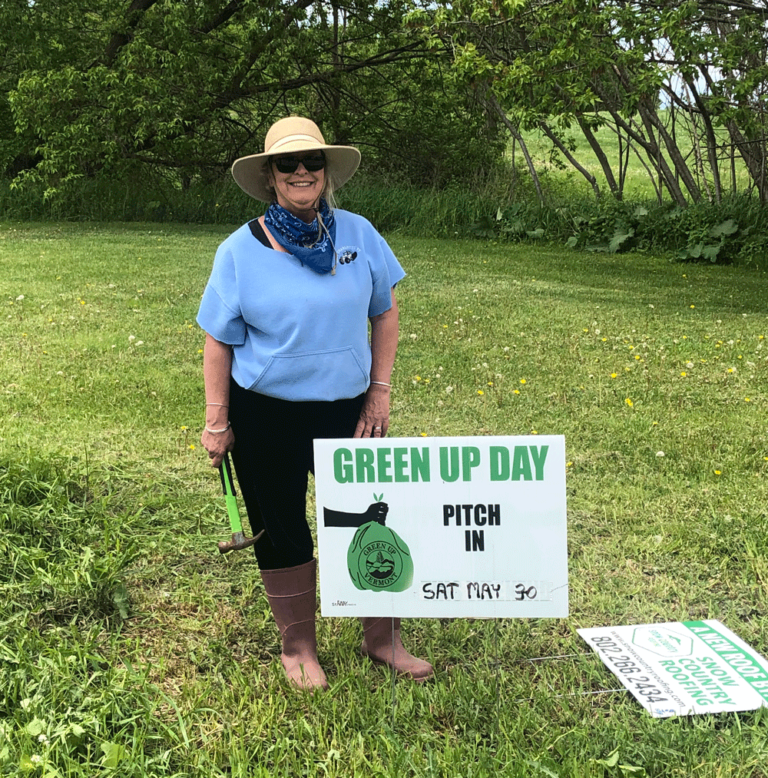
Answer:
[{"left": 228, "top": 379, "right": 365, "bottom": 570}]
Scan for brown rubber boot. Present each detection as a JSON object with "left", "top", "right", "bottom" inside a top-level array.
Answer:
[
  {"left": 261, "top": 559, "right": 328, "bottom": 691},
  {"left": 361, "top": 617, "right": 434, "bottom": 682}
]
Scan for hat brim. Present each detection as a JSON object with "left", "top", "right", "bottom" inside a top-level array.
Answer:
[{"left": 232, "top": 142, "right": 361, "bottom": 203}]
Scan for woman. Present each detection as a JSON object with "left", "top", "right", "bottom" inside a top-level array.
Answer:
[{"left": 197, "top": 116, "right": 433, "bottom": 690}]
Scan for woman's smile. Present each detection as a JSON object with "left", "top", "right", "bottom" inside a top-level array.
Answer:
[{"left": 270, "top": 156, "right": 326, "bottom": 221}]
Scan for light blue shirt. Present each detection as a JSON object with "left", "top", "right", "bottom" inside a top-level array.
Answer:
[{"left": 197, "top": 210, "right": 405, "bottom": 401}]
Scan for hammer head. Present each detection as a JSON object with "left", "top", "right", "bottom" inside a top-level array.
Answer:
[{"left": 217, "top": 530, "right": 263, "bottom": 554}]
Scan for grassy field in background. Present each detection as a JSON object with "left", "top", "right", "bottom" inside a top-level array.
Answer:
[
  {"left": 517, "top": 118, "right": 753, "bottom": 203},
  {"left": 2, "top": 222, "right": 768, "bottom": 777}
]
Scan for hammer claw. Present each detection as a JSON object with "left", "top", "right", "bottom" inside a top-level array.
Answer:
[{"left": 218, "top": 529, "right": 265, "bottom": 554}]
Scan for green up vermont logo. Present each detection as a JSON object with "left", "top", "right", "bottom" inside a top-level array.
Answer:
[{"left": 323, "top": 494, "right": 414, "bottom": 593}]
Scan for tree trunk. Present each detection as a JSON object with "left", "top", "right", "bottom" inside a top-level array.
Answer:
[
  {"left": 637, "top": 98, "right": 701, "bottom": 203},
  {"left": 701, "top": 57, "right": 768, "bottom": 201},
  {"left": 686, "top": 74, "right": 722, "bottom": 202},
  {"left": 539, "top": 121, "right": 601, "bottom": 199},
  {"left": 591, "top": 80, "right": 689, "bottom": 206},
  {"left": 490, "top": 95, "right": 545, "bottom": 206},
  {"left": 577, "top": 117, "right": 621, "bottom": 200}
]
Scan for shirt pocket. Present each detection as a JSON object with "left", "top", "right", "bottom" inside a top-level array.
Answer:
[{"left": 250, "top": 346, "right": 368, "bottom": 401}]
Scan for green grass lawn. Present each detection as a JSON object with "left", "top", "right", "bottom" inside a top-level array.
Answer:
[{"left": 2, "top": 222, "right": 768, "bottom": 777}]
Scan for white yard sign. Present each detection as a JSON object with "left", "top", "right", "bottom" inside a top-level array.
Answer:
[
  {"left": 579, "top": 621, "right": 768, "bottom": 717},
  {"left": 314, "top": 435, "right": 568, "bottom": 618}
]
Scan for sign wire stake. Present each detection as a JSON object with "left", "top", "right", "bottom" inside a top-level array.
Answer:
[
  {"left": 390, "top": 616, "right": 397, "bottom": 728},
  {"left": 514, "top": 652, "right": 625, "bottom": 704},
  {"left": 494, "top": 619, "right": 502, "bottom": 712}
]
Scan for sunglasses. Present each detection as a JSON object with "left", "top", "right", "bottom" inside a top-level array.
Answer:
[{"left": 272, "top": 153, "right": 326, "bottom": 174}]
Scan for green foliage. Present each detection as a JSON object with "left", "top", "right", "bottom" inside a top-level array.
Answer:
[
  {"left": 423, "top": 0, "right": 768, "bottom": 203},
  {"left": 1, "top": 0, "right": 503, "bottom": 193},
  {"left": 464, "top": 190, "right": 768, "bottom": 269},
  {"left": 470, "top": 203, "right": 550, "bottom": 241},
  {"left": 5, "top": 162, "right": 768, "bottom": 268}
]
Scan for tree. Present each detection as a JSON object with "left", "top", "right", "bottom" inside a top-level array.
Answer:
[
  {"left": 418, "top": 0, "right": 768, "bottom": 203},
  {"left": 2, "top": 0, "right": 502, "bottom": 191}
]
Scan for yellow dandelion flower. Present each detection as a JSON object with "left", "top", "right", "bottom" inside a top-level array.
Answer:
[
  {"left": 745, "top": 397, "right": 751, "bottom": 402},
  {"left": 566, "top": 461, "right": 573, "bottom": 467},
  {"left": 680, "top": 372, "right": 687, "bottom": 377},
  {"left": 611, "top": 373, "right": 617, "bottom": 379},
  {"left": 520, "top": 379, "right": 527, "bottom": 385},
  {"left": 197, "top": 349, "right": 203, "bottom": 354},
  {"left": 416, "top": 376, "right": 421, "bottom": 381},
  {"left": 188, "top": 444, "right": 195, "bottom": 450},
  {"left": 714, "top": 470, "right": 721, "bottom": 475},
  {"left": 625, "top": 398, "right": 634, "bottom": 408},
  {"left": 420, "top": 432, "right": 427, "bottom": 437},
  {"left": 477, "top": 390, "right": 484, "bottom": 395},
  {"left": 181, "top": 425, "right": 188, "bottom": 431},
  {"left": 513, "top": 389, "right": 520, "bottom": 395},
  {"left": 488, "top": 381, "right": 493, "bottom": 386}
]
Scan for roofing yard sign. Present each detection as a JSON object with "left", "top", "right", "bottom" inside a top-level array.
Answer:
[
  {"left": 314, "top": 435, "right": 568, "bottom": 618},
  {"left": 579, "top": 621, "right": 768, "bottom": 717}
]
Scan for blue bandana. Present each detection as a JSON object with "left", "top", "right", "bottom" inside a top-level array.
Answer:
[{"left": 263, "top": 199, "right": 337, "bottom": 275}]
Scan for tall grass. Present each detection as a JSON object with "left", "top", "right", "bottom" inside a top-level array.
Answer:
[
  {"left": 5, "top": 168, "right": 768, "bottom": 269},
  {"left": 0, "top": 170, "right": 505, "bottom": 238}
]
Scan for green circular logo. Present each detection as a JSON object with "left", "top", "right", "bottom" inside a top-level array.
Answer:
[
  {"left": 347, "top": 522, "right": 413, "bottom": 592},
  {"left": 359, "top": 540, "right": 403, "bottom": 589}
]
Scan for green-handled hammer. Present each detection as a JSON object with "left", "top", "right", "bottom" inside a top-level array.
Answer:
[{"left": 217, "top": 453, "right": 264, "bottom": 554}]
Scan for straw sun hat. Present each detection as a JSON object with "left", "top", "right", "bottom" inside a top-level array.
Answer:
[{"left": 231, "top": 116, "right": 361, "bottom": 203}]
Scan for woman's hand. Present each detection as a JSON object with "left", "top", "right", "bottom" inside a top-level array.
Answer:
[
  {"left": 201, "top": 427, "right": 235, "bottom": 468},
  {"left": 353, "top": 385, "right": 390, "bottom": 438}
]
